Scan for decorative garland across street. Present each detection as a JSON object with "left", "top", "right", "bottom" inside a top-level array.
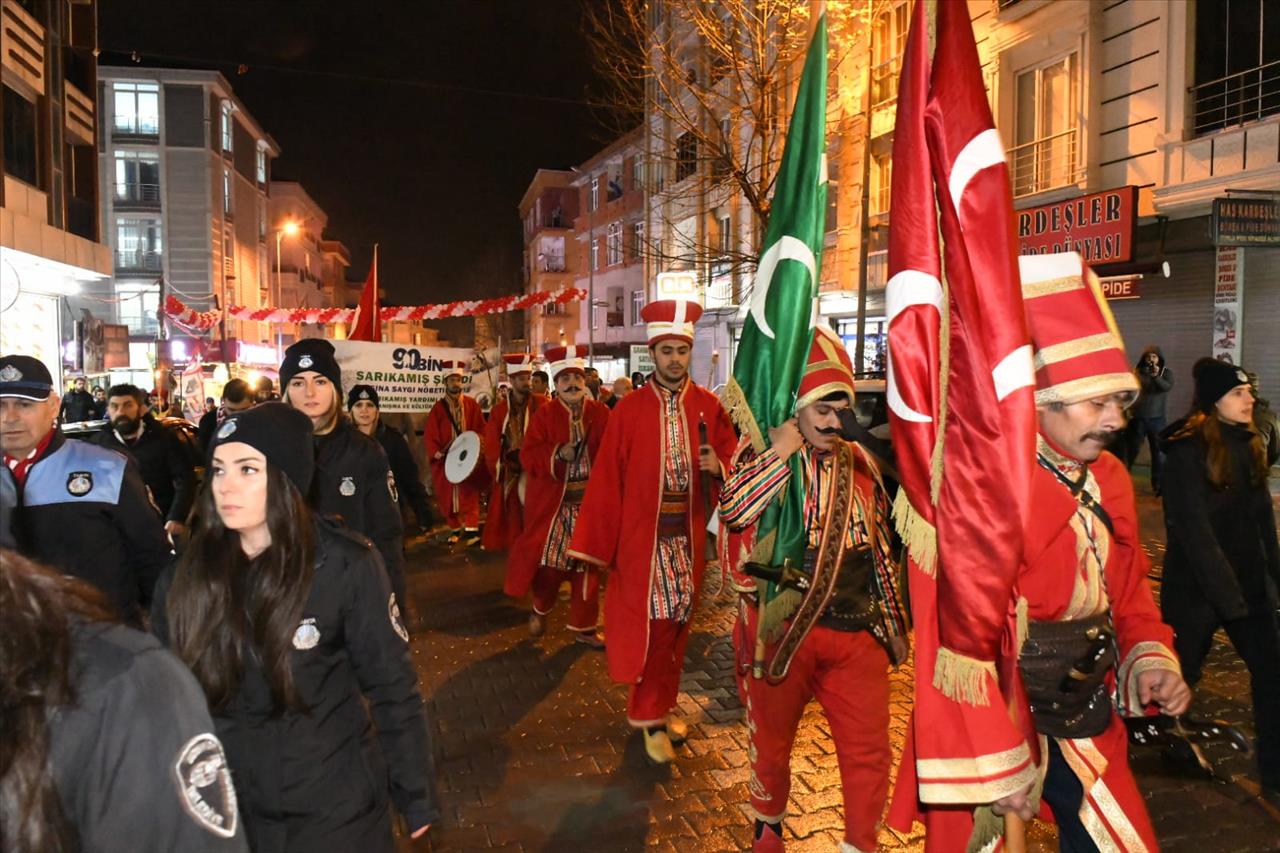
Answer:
[{"left": 162, "top": 286, "right": 586, "bottom": 333}]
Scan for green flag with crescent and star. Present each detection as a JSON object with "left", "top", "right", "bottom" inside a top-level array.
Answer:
[{"left": 722, "top": 12, "right": 828, "bottom": 638}]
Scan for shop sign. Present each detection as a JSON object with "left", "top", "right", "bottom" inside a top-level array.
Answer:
[
  {"left": 181, "top": 362, "right": 205, "bottom": 422},
  {"left": 630, "top": 344, "right": 655, "bottom": 378},
  {"left": 331, "top": 340, "right": 498, "bottom": 413},
  {"left": 1213, "top": 197, "right": 1280, "bottom": 246},
  {"left": 1016, "top": 186, "right": 1137, "bottom": 264},
  {"left": 655, "top": 271, "right": 701, "bottom": 303},
  {"left": 1213, "top": 246, "right": 1243, "bottom": 364},
  {"left": 1099, "top": 277, "right": 1141, "bottom": 300},
  {"left": 237, "top": 341, "right": 279, "bottom": 366}
]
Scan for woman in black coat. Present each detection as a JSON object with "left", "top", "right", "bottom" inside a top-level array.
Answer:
[
  {"left": 152, "top": 403, "right": 439, "bottom": 853},
  {"left": 1161, "top": 358, "right": 1280, "bottom": 802}
]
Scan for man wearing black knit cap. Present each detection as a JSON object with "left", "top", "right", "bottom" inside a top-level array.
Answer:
[
  {"left": 280, "top": 339, "right": 408, "bottom": 614},
  {"left": 348, "top": 384, "right": 434, "bottom": 530}
]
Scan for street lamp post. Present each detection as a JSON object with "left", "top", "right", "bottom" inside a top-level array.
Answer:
[
  {"left": 570, "top": 166, "right": 595, "bottom": 364},
  {"left": 273, "top": 219, "right": 300, "bottom": 359}
]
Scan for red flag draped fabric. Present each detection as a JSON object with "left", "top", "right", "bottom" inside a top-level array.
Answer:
[
  {"left": 349, "top": 245, "right": 380, "bottom": 342},
  {"left": 886, "top": 1, "right": 1039, "bottom": 848}
]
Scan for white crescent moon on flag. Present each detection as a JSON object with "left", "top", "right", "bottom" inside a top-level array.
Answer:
[
  {"left": 885, "top": 269, "right": 943, "bottom": 423},
  {"left": 747, "top": 235, "right": 818, "bottom": 340}
]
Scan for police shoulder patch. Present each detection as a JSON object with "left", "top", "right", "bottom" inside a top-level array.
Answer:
[
  {"left": 173, "top": 733, "right": 238, "bottom": 839},
  {"left": 66, "top": 471, "right": 93, "bottom": 496},
  {"left": 386, "top": 469, "right": 399, "bottom": 503},
  {"left": 339, "top": 475, "right": 356, "bottom": 497},
  {"left": 292, "top": 617, "right": 320, "bottom": 650},
  {"left": 389, "top": 593, "right": 409, "bottom": 643}
]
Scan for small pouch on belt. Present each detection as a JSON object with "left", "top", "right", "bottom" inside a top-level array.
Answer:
[{"left": 1018, "top": 611, "right": 1116, "bottom": 739}]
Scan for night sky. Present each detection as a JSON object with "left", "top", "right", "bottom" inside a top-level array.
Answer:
[{"left": 98, "top": 0, "right": 616, "bottom": 308}]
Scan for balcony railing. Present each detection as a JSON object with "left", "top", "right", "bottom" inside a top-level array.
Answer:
[
  {"left": 114, "top": 249, "right": 162, "bottom": 271},
  {"left": 1008, "top": 127, "right": 1081, "bottom": 198},
  {"left": 1190, "top": 60, "right": 1280, "bottom": 136},
  {"left": 871, "top": 57, "right": 900, "bottom": 107},
  {"left": 113, "top": 182, "right": 161, "bottom": 204}
]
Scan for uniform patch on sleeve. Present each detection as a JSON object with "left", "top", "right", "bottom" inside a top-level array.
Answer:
[
  {"left": 389, "top": 593, "right": 409, "bottom": 642},
  {"left": 387, "top": 469, "right": 399, "bottom": 503},
  {"left": 173, "top": 733, "right": 238, "bottom": 839}
]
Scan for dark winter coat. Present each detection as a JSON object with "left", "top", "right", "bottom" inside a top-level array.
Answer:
[
  {"left": 1160, "top": 420, "right": 1280, "bottom": 622},
  {"left": 93, "top": 414, "right": 197, "bottom": 524},
  {"left": 1131, "top": 346, "right": 1173, "bottom": 420},
  {"left": 59, "top": 388, "right": 98, "bottom": 423},
  {"left": 1, "top": 431, "right": 171, "bottom": 619},
  {"left": 150, "top": 519, "right": 439, "bottom": 853},
  {"left": 374, "top": 421, "right": 433, "bottom": 527},
  {"left": 311, "top": 421, "right": 406, "bottom": 610}
]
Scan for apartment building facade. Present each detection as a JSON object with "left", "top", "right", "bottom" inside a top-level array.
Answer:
[
  {"left": 518, "top": 168, "right": 579, "bottom": 354},
  {"left": 0, "top": 0, "right": 112, "bottom": 387},
  {"left": 97, "top": 66, "right": 280, "bottom": 383}
]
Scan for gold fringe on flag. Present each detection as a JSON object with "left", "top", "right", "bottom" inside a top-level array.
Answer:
[
  {"left": 933, "top": 646, "right": 996, "bottom": 706},
  {"left": 1015, "top": 595, "right": 1030, "bottom": 652},
  {"left": 760, "top": 589, "right": 804, "bottom": 643},
  {"left": 721, "top": 377, "right": 766, "bottom": 453},
  {"left": 892, "top": 489, "right": 938, "bottom": 577}
]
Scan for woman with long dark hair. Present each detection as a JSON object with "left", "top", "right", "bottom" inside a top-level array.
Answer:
[
  {"left": 1161, "top": 358, "right": 1280, "bottom": 804},
  {"left": 152, "top": 403, "right": 438, "bottom": 852},
  {"left": 0, "top": 549, "right": 247, "bottom": 853}
]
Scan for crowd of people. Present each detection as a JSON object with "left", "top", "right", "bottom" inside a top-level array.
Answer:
[{"left": 1, "top": 263, "right": 1278, "bottom": 852}]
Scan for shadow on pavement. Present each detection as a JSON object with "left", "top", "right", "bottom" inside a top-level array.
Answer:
[{"left": 421, "top": 587, "right": 530, "bottom": 637}]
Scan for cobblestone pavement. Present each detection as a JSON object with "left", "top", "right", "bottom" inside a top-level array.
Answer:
[{"left": 399, "top": 479, "right": 1280, "bottom": 853}]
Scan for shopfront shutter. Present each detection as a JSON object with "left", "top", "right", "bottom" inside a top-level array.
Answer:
[{"left": 1242, "top": 246, "right": 1280, "bottom": 406}]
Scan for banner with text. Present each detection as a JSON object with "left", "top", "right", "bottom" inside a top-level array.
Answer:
[
  {"left": 332, "top": 340, "right": 499, "bottom": 413},
  {"left": 1213, "top": 246, "right": 1243, "bottom": 364},
  {"left": 629, "top": 344, "right": 655, "bottom": 379}
]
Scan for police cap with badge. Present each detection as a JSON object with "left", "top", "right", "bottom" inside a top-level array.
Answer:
[
  {"left": 347, "top": 384, "right": 380, "bottom": 411},
  {"left": 0, "top": 354, "right": 56, "bottom": 400},
  {"left": 209, "top": 402, "right": 316, "bottom": 496},
  {"left": 280, "top": 339, "right": 343, "bottom": 397}
]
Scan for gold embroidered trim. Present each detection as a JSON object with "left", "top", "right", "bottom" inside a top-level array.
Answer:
[
  {"left": 795, "top": 378, "right": 855, "bottom": 412},
  {"left": 1033, "top": 332, "right": 1125, "bottom": 371},
  {"left": 1034, "top": 373, "right": 1140, "bottom": 406},
  {"left": 916, "top": 745, "right": 1038, "bottom": 804},
  {"left": 1022, "top": 273, "right": 1086, "bottom": 299},
  {"left": 933, "top": 646, "right": 997, "bottom": 706},
  {"left": 1117, "top": 641, "right": 1180, "bottom": 714}
]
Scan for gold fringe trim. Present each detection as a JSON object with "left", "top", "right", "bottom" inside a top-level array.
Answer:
[
  {"left": 1015, "top": 595, "right": 1029, "bottom": 651},
  {"left": 892, "top": 489, "right": 938, "bottom": 578},
  {"left": 967, "top": 806, "right": 1004, "bottom": 853},
  {"left": 933, "top": 646, "right": 996, "bottom": 707},
  {"left": 722, "top": 377, "right": 766, "bottom": 454},
  {"left": 931, "top": 269, "right": 951, "bottom": 506},
  {"left": 758, "top": 588, "right": 803, "bottom": 644}
]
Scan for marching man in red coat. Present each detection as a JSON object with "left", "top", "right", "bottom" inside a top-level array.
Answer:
[
  {"left": 505, "top": 345, "right": 609, "bottom": 647},
  {"left": 568, "top": 299, "right": 737, "bottom": 764},
  {"left": 423, "top": 361, "right": 486, "bottom": 546},
  {"left": 720, "top": 327, "right": 909, "bottom": 853},
  {"left": 482, "top": 353, "right": 544, "bottom": 551}
]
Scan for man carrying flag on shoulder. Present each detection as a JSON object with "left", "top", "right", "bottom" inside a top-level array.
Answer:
[
  {"left": 567, "top": 300, "right": 736, "bottom": 764},
  {"left": 482, "top": 353, "right": 544, "bottom": 551},
  {"left": 505, "top": 345, "right": 608, "bottom": 647}
]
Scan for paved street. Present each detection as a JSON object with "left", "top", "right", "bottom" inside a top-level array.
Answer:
[{"left": 401, "top": 476, "right": 1280, "bottom": 853}]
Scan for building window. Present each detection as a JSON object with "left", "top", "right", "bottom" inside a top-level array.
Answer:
[
  {"left": 115, "top": 217, "right": 163, "bottom": 271},
  {"left": 113, "top": 151, "right": 160, "bottom": 203},
  {"left": 675, "top": 132, "right": 697, "bottom": 183},
  {"left": 222, "top": 167, "right": 234, "bottom": 216},
  {"left": 258, "top": 196, "right": 267, "bottom": 242},
  {"left": 220, "top": 101, "right": 234, "bottom": 153},
  {"left": 591, "top": 237, "right": 600, "bottom": 271},
  {"left": 256, "top": 146, "right": 267, "bottom": 183},
  {"left": 1191, "top": 0, "right": 1280, "bottom": 134},
  {"left": 223, "top": 223, "right": 235, "bottom": 279},
  {"left": 631, "top": 221, "right": 645, "bottom": 259},
  {"left": 589, "top": 177, "right": 599, "bottom": 212},
  {"left": 112, "top": 82, "right": 160, "bottom": 136},
  {"left": 871, "top": 2, "right": 909, "bottom": 106},
  {"left": 870, "top": 153, "right": 892, "bottom": 215},
  {"left": 2, "top": 85, "right": 38, "bottom": 185},
  {"left": 115, "top": 283, "right": 161, "bottom": 335},
  {"left": 631, "top": 289, "right": 645, "bottom": 325},
  {"left": 632, "top": 156, "right": 644, "bottom": 190},
  {"left": 1011, "top": 52, "right": 1079, "bottom": 197},
  {"left": 712, "top": 118, "right": 732, "bottom": 179},
  {"left": 606, "top": 222, "right": 623, "bottom": 265},
  {"left": 717, "top": 214, "right": 731, "bottom": 255}
]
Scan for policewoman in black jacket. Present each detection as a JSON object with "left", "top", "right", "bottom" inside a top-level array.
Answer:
[
  {"left": 152, "top": 404, "right": 439, "bottom": 852},
  {"left": 348, "top": 384, "right": 435, "bottom": 529},
  {"left": 1161, "top": 358, "right": 1280, "bottom": 802},
  {"left": 278, "top": 339, "right": 408, "bottom": 612}
]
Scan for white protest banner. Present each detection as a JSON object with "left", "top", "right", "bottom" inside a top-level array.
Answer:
[
  {"left": 630, "top": 344, "right": 654, "bottom": 378},
  {"left": 1213, "top": 246, "right": 1243, "bottom": 364},
  {"left": 331, "top": 340, "right": 499, "bottom": 413}
]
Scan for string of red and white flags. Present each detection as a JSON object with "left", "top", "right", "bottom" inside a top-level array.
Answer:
[{"left": 162, "top": 286, "right": 587, "bottom": 335}]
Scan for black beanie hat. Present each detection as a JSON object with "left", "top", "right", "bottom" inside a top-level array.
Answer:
[
  {"left": 208, "top": 402, "right": 315, "bottom": 494},
  {"left": 1192, "top": 357, "right": 1251, "bottom": 413},
  {"left": 280, "top": 339, "right": 342, "bottom": 396},
  {"left": 347, "top": 384, "right": 380, "bottom": 410}
]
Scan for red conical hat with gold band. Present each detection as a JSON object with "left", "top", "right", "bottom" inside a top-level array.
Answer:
[
  {"left": 641, "top": 299, "right": 703, "bottom": 345},
  {"left": 796, "top": 326, "right": 856, "bottom": 411},
  {"left": 502, "top": 353, "right": 535, "bottom": 376},
  {"left": 1019, "top": 252, "right": 1138, "bottom": 406},
  {"left": 544, "top": 345, "right": 588, "bottom": 379}
]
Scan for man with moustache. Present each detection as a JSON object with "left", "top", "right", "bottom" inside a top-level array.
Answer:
[
  {"left": 423, "top": 361, "right": 486, "bottom": 546},
  {"left": 279, "top": 339, "right": 408, "bottom": 613},
  {"left": 348, "top": 384, "right": 434, "bottom": 531},
  {"left": 482, "top": 354, "right": 545, "bottom": 551},
  {"left": 506, "top": 345, "right": 609, "bottom": 646},
  {"left": 719, "top": 327, "right": 908, "bottom": 853},
  {"left": 568, "top": 300, "right": 737, "bottom": 763},
  {"left": 1, "top": 355, "right": 169, "bottom": 621},
  {"left": 93, "top": 383, "right": 196, "bottom": 537}
]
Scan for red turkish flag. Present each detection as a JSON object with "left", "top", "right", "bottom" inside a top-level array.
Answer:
[
  {"left": 886, "top": 1, "right": 1039, "bottom": 843},
  {"left": 349, "top": 245, "right": 380, "bottom": 342}
]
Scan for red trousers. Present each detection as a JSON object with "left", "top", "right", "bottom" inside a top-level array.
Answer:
[
  {"left": 531, "top": 565, "right": 600, "bottom": 632},
  {"left": 626, "top": 618, "right": 689, "bottom": 728},
  {"left": 735, "top": 620, "right": 891, "bottom": 852}
]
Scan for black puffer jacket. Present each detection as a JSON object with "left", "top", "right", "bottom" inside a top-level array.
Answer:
[
  {"left": 93, "top": 414, "right": 197, "bottom": 524},
  {"left": 151, "top": 519, "right": 439, "bottom": 853},
  {"left": 1161, "top": 419, "right": 1280, "bottom": 621}
]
